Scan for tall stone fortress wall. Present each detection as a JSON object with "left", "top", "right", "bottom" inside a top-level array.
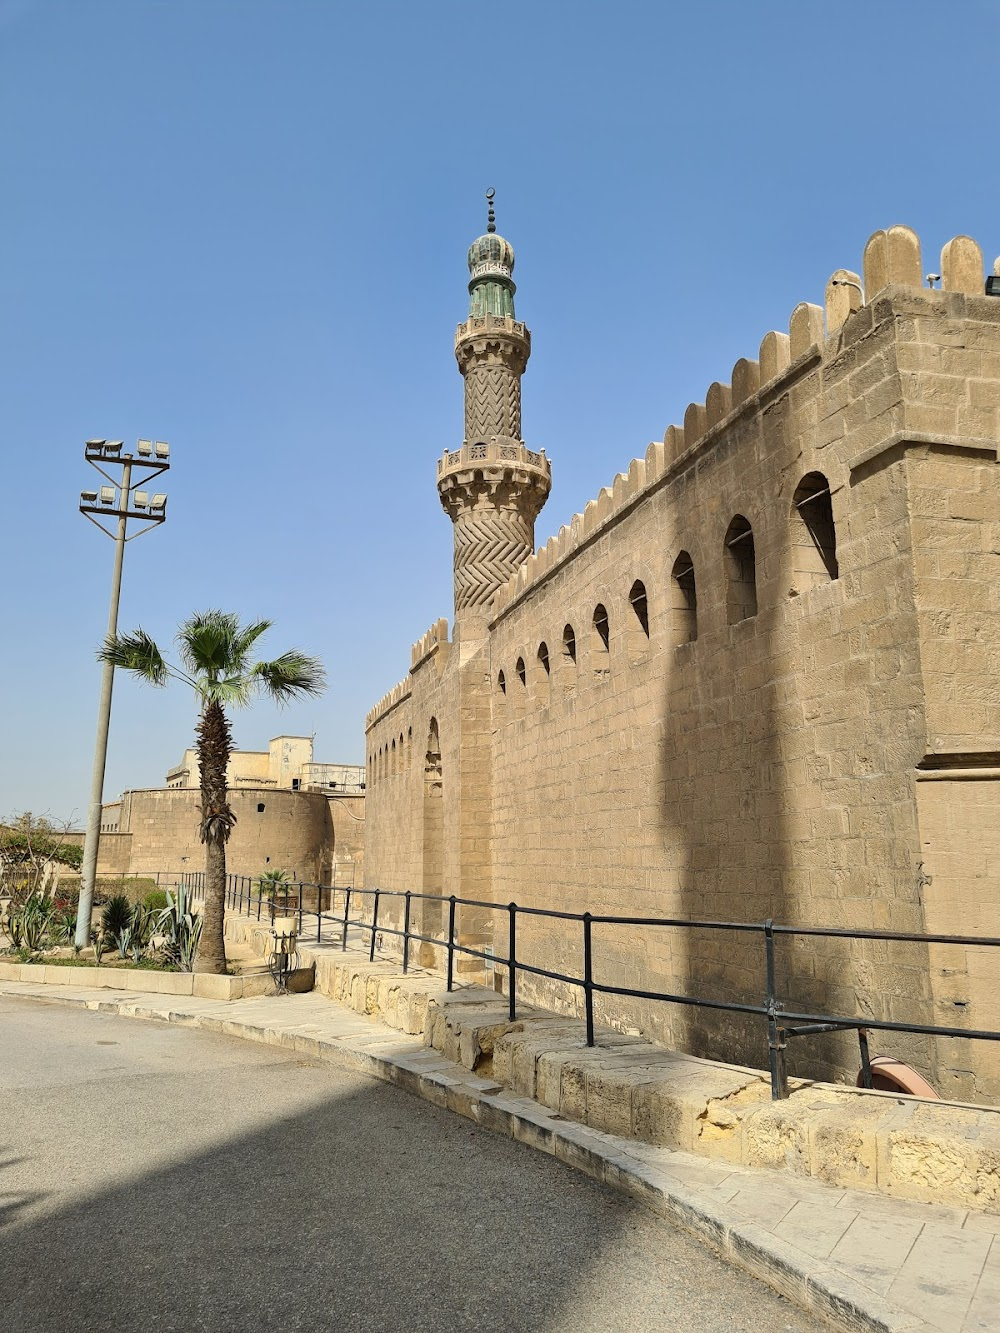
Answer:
[{"left": 365, "top": 219, "right": 1000, "bottom": 1100}]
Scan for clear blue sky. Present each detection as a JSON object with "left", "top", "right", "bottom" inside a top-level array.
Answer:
[{"left": 2, "top": 0, "right": 998, "bottom": 823}]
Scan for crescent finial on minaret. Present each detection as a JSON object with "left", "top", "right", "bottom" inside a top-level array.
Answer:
[{"left": 486, "top": 187, "right": 496, "bottom": 234}]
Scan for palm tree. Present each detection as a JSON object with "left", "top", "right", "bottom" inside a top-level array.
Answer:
[{"left": 99, "top": 611, "right": 325, "bottom": 974}]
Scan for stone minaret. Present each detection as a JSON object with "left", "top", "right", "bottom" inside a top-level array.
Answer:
[{"left": 437, "top": 192, "right": 551, "bottom": 628}]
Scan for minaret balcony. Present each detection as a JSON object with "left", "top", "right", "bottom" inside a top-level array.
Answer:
[{"left": 437, "top": 437, "right": 550, "bottom": 481}]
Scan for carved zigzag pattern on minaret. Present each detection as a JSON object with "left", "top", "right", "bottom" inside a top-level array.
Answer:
[
  {"left": 454, "top": 510, "right": 532, "bottom": 609},
  {"left": 465, "top": 367, "right": 521, "bottom": 439}
]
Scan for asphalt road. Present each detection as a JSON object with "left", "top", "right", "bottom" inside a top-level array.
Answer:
[{"left": 0, "top": 996, "right": 824, "bottom": 1333}]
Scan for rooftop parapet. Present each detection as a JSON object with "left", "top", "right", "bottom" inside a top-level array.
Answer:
[
  {"left": 488, "top": 225, "right": 997, "bottom": 623},
  {"left": 365, "top": 677, "right": 413, "bottom": 732},
  {"left": 410, "top": 617, "right": 450, "bottom": 671}
]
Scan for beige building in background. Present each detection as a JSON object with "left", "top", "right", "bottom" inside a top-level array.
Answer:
[
  {"left": 165, "top": 734, "right": 364, "bottom": 794},
  {"left": 98, "top": 736, "right": 365, "bottom": 885},
  {"left": 364, "top": 214, "right": 1000, "bottom": 1103}
]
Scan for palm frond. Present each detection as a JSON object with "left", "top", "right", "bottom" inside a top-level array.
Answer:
[
  {"left": 230, "top": 619, "right": 272, "bottom": 674},
  {"left": 176, "top": 610, "right": 241, "bottom": 677},
  {"left": 251, "top": 651, "right": 327, "bottom": 704},
  {"left": 98, "top": 630, "right": 169, "bottom": 686},
  {"left": 200, "top": 675, "right": 256, "bottom": 709}
]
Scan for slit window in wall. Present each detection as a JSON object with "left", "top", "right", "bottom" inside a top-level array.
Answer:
[
  {"left": 628, "top": 580, "right": 650, "bottom": 659},
  {"left": 516, "top": 656, "right": 526, "bottom": 686},
  {"left": 671, "top": 552, "right": 698, "bottom": 643},
  {"left": 792, "top": 472, "right": 839, "bottom": 586},
  {"left": 257, "top": 803, "right": 265, "bottom": 813},
  {"left": 497, "top": 668, "right": 507, "bottom": 695},
  {"left": 561, "top": 624, "right": 578, "bottom": 694},
  {"left": 592, "top": 603, "right": 610, "bottom": 676},
  {"left": 724, "top": 516, "right": 758, "bottom": 623},
  {"left": 537, "top": 641, "right": 551, "bottom": 706}
]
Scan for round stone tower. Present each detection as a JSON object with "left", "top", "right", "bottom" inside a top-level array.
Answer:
[{"left": 437, "top": 192, "right": 551, "bottom": 626}]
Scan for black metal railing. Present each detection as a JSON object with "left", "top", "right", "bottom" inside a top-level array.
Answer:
[{"left": 169, "top": 872, "right": 1000, "bottom": 1103}]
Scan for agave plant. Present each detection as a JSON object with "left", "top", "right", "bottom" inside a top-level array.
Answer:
[
  {"left": 157, "top": 885, "right": 203, "bottom": 972},
  {"left": 7, "top": 893, "right": 53, "bottom": 953},
  {"left": 101, "top": 894, "right": 132, "bottom": 941}
]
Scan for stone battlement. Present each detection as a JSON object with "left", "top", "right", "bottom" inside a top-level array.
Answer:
[
  {"left": 410, "top": 616, "right": 450, "bottom": 671},
  {"left": 490, "top": 225, "right": 999, "bottom": 622},
  {"left": 364, "top": 678, "right": 412, "bottom": 732}
]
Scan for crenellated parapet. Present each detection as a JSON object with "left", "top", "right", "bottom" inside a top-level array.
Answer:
[
  {"left": 365, "top": 678, "right": 412, "bottom": 732},
  {"left": 489, "top": 225, "right": 999, "bottom": 622},
  {"left": 410, "top": 617, "right": 451, "bottom": 671}
]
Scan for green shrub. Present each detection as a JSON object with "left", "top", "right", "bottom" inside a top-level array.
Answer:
[{"left": 143, "top": 890, "right": 169, "bottom": 913}]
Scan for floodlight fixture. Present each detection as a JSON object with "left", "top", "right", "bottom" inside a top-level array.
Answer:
[
  {"left": 154, "top": 441, "right": 169, "bottom": 459},
  {"left": 986, "top": 276, "right": 1000, "bottom": 297},
  {"left": 104, "top": 440, "right": 124, "bottom": 455},
  {"left": 149, "top": 493, "right": 167, "bottom": 513},
  {"left": 80, "top": 489, "right": 98, "bottom": 503},
  {"left": 137, "top": 439, "right": 153, "bottom": 457},
  {"left": 99, "top": 486, "right": 116, "bottom": 505},
  {"left": 133, "top": 490, "right": 149, "bottom": 509}
]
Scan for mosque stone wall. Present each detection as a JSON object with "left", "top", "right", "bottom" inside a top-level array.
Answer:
[{"left": 365, "top": 223, "right": 1000, "bottom": 1101}]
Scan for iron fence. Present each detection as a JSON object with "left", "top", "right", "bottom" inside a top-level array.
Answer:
[{"left": 169, "top": 872, "right": 1000, "bottom": 1103}]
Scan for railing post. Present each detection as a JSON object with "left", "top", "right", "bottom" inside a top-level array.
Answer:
[
  {"left": 369, "top": 889, "right": 380, "bottom": 962},
  {"left": 446, "top": 895, "right": 457, "bottom": 992},
  {"left": 764, "top": 919, "right": 788, "bottom": 1100},
  {"left": 342, "top": 887, "right": 351, "bottom": 950},
  {"left": 858, "top": 1027, "right": 874, "bottom": 1090},
  {"left": 257, "top": 878, "right": 262, "bottom": 921},
  {"left": 402, "top": 890, "right": 412, "bottom": 974},
  {"left": 298, "top": 882, "right": 304, "bottom": 936},
  {"left": 583, "top": 912, "right": 595, "bottom": 1047},
  {"left": 508, "top": 902, "right": 518, "bottom": 1022},
  {"left": 317, "top": 885, "right": 323, "bottom": 944}
]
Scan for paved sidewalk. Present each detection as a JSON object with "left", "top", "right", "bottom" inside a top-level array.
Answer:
[{"left": 2, "top": 976, "right": 997, "bottom": 1333}]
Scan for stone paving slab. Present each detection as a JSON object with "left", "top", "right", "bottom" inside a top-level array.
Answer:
[{"left": 2, "top": 977, "right": 996, "bottom": 1333}]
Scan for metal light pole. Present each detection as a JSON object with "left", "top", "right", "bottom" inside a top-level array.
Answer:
[{"left": 74, "top": 439, "right": 171, "bottom": 949}]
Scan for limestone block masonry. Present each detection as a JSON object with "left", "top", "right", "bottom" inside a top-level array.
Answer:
[{"left": 366, "top": 217, "right": 1000, "bottom": 1103}]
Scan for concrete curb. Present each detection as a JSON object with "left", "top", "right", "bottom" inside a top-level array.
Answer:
[{"left": 0, "top": 981, "right": 935, "bottom": 1333}]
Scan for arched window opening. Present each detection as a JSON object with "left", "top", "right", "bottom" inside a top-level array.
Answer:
[
  {"left": 628, "top": 580, "right": 650, "bottom": 660},
  {"left": 390, "top": 738, "right": 396, "bottom": 776},
  {"left": 497, "top": 668, "right": 507, "bottom": 695},
  {"left": 561, "top": 624, "right": 578, "bottom": 696},
  {"left": 629, "top": 581, "right": 649, "bottom": 636},
  {"left": 725, "top": 516, "right": 758, "bottom": 623},
  {"left": 792, "top": 472, "right": 839, "bottom": 585},
  {"left": 516, "top": 656, "right": 526, "bottom": 686},
  {"left": 537, "top": 642, "right": 551, "bottom": 707},
  {"left": 592, "top": 604, "right": 610, "bottom": 651},
  {"left": 670, "top": 553, "right": 698, "bottom": 644},
  {"left": 592, "top": 604, "right": 610, "bottom": 678}
]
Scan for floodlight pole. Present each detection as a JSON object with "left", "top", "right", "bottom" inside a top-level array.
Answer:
[{"left": 74, "top": 445, "right": 169, "bottom": 949}]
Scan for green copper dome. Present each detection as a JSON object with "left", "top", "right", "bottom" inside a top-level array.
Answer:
[
  {"left": 467, "top": 233, "right": 515, "bottom": 278},
  {"left": 467, "top": 230, "right": 516, "bottom": 319}
]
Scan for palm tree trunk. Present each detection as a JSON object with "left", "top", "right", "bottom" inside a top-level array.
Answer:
[{"left": 194, "top": 699, "right": 235, "bottom": 975}]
